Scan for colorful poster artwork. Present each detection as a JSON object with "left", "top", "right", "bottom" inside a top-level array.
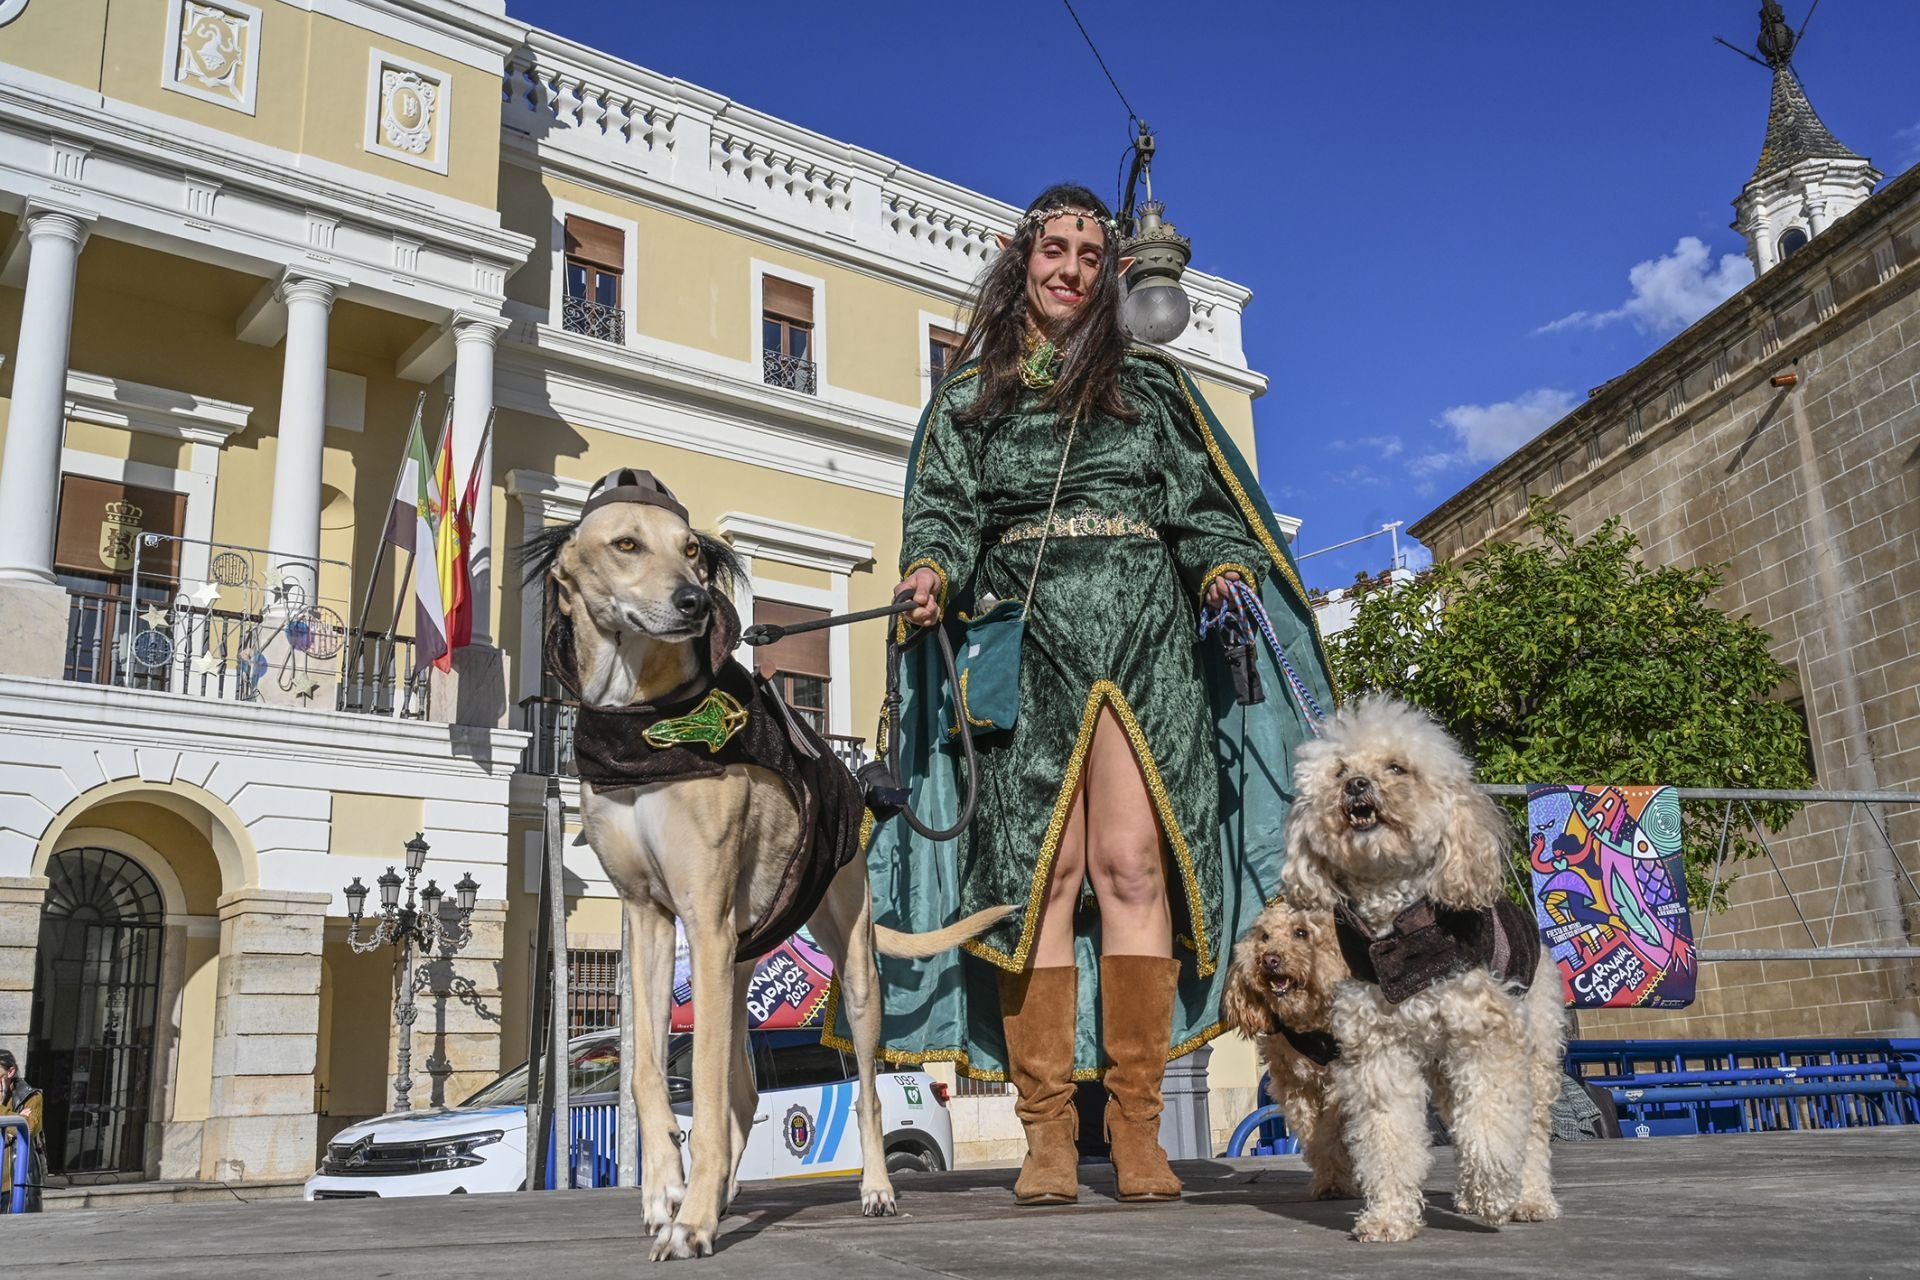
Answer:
[
  {"left": 669, "top": 925, "right": 834, "bottom": 1032},
  {"left": 1527, "top": 784, "right": 1697, "bottom": 1009}
]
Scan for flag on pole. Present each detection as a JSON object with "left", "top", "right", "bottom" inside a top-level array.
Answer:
[
  {"left": 385, "top": 396, "right": 428, "bottom": 549},
  {"left": 431, "top": 408, "right": 464, "bottom": 672},
  {"left": 447, "top": 412, "right": 493, "bottom": 653},
  {"left": 413, "top": 405, "right": 452, "bottom": 673}
]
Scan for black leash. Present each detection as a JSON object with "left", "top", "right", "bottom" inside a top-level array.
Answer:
[{"left": 741, "top": 594, "right": 978, "bottom": 842}]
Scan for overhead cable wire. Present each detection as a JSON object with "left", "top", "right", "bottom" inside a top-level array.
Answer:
[{"left": 1062, "top": 0, "right": 1140, "bottom": 126}]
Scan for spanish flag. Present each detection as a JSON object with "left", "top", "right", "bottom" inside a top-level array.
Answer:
[{"left": 411, "top": 405, "right": 451, "bottom": 673}]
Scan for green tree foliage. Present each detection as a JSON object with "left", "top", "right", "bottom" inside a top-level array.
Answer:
[{"left": 1329, "top": 500, "right": 1813, "bottom": 906}]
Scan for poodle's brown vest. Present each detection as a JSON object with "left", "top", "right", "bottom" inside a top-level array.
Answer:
[{"left": 1333, "top": 898, "right": 1541, "bottom": 1005}]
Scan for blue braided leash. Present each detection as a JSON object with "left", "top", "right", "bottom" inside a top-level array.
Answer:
[{"left": 1199, "top": 580, "right": 1327, "bottom": 735}]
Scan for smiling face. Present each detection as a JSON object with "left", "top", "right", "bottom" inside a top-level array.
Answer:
[
  {"left": 1023, "top": 213, "right": 1111, "bottom": 331},
  {"left": 552, "top": 502, "right": 716, "bottom": 642}
]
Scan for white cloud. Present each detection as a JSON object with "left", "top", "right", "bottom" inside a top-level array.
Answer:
[
  {"left": 1435, "top": 388, "right": 1579, "bottom": 465},
  {"left": 1537, "top": 236, "right": 1755, "bottom": 337},
  {"left": 1330, "top": 434, "right": 1405, "bottom": 459},
  {"left": 1899, "top": 120, "right": 1920, "bottom": 170}
]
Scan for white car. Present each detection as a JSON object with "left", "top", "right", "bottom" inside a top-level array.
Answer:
[{"left": 304, "top": 1028, "right": 954, "bottom": 1199}]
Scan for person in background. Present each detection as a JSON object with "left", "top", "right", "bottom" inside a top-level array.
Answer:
[{"left": 0, "top": 1048, "right": 45, "bottom": 1212}]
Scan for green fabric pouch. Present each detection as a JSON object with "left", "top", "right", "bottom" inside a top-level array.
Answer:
[{"left": 946, "top": 598, "right": 1025, "bottom": 738}]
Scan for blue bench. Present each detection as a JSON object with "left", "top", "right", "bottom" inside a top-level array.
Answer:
[
  {"left": 1224, "top": 1037, "right": 1920, "bottom": 1153},
  {"left": 1567, "top": 1037, "right": 1920, "bottom": 1138}
]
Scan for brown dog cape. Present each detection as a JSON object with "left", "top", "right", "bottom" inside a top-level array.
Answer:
[
  {"left": 1333, "top": 898, "right": 1541, "bottom": 1006},
  {"left": 543, "top": 529, "right": 863, "bottom": 964}
]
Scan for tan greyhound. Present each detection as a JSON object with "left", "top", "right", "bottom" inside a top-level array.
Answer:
[{"left": 532, "top": 473, "right": 1005, "bottom": 1260}]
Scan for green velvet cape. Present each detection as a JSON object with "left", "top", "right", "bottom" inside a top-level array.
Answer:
[{"left": 828, "top": 349, "right": 1334, "bottom": 1079}]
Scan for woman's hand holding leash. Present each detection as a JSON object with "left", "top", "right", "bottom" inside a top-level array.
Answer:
[
  {"left": 894, "top": 567, "right": 943, "bottom": 627},
  {"left": 1203, "top": 569, "right": 1244, "bottom": 613}
]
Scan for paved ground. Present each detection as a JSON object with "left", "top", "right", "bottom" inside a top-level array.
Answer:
[{"left": 12, "top": 1129, "right": 1917, "bottom": 1278}]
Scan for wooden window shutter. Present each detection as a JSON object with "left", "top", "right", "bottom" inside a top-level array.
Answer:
[
  {"left": 565, "top": 215, "right": 624, "bottom": 272},
  {"left": 762, "top": 276, "right": 814, "bottom": 325},
  {"left": 749, "top": 600, "right": 829, "bottom": 679},
  {"left": 55, "top": 474, "right": 187, "bottom": 582},
  {"left": 931, "top": 325, "right": 962, "bottom": 350}
]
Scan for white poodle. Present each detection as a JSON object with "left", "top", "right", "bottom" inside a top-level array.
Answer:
[{"left": 1281, "top": 697, "right": 1565, "bottom": 1243}]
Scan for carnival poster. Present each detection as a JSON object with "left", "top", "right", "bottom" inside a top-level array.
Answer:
[
  {"left": 1527, "top": 784, "right": 1698, "bottom": 1008},
  {"left": 668, "top": 924, "right": 835, "bottom": 1032}
]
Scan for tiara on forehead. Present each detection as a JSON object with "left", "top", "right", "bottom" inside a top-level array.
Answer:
[{"left": 1018, "top": 204, "right": 1121, "bottom": 240}]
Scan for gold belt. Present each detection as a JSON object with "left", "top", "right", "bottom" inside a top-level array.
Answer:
[{"left": 998, "top": 508, "right": 1160, "bottom": 545}]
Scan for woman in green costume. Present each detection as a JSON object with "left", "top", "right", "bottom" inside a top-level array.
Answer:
[{"left": 846, "top": 183, "right": 1332, "bottom": 1205}]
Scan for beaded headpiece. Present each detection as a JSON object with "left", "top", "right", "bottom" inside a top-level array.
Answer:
[{"left": 1018, "top": 205, "right": 1122, "bottom": 244}]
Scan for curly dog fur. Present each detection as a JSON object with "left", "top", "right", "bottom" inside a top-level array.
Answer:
[
  {"left": 1222, "top": 900, "right": 1357, "bottom": 1200},
  {"left": 1281, "top": 696, "right": 1566, "bottom": 1243}
]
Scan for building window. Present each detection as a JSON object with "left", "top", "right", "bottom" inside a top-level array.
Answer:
[
  {"left": 762, "top": 277, "right": 817, "bottom": 394},
  {"left": 55, "top": 475, "right": 187, "bottom": 689},
  {"left": 566, "top": 948, "right": 621, "bottom": 1039},
  {"left": 563, "top": 215, "right": 625, "bottom": 344},
  {"left": 1778, "top": 227, "right": 1809, "bottom": 261},
  {"left": 751, "top": 599, "right": 829, "bottom": 732},
  {"left": 928, "top": 325, "right": 963, "bottom": 388}
]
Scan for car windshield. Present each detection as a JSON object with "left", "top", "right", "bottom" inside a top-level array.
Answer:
[{"left": 463, "top": 1036, "right": 626, "bottom": 1107}]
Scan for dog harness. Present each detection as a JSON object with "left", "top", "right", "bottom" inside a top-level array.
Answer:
[
  {"left": 1274, "top": 1022, "right": 1341, "bottom": 1067},
  {"left": 1333, "top": 897, "right": 1542, "bottom": 1006},
  {"left": 543, "top": 473, "right": 864, "bottom": 964}
]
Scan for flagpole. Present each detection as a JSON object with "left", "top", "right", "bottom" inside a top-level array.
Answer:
[
  {"left": 350, "top": 391, "right": 427, "bottom": 686},
  {"left": 374, "top": 396, "right": 455, "bottom": 708}
]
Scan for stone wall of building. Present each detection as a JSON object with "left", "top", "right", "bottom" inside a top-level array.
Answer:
[{"left": 1415, "top": 168, "right": 1920, "bottom": 1036}]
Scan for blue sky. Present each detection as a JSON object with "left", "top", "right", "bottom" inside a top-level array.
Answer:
[{"left": 512, "top": 1, "right": 1920, "bottom": 590}]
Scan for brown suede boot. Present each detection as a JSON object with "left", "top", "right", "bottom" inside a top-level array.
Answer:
[
  {"left": 1099, "top": 954, "right": 1183, "bottom": 1202},
  {"left": 999, "top": 965, "right": 1081, "bottom": 1205}
]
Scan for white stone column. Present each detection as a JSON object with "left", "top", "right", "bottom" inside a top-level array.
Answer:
[
  {"left": 449, "top": 313, "right": 506, "bottom": 645},
  {"left": 264, "top": 271, "right": 341, "bottom": 609},
  {"left": 0, "top": 203, "right": 93, "bottom": 586}
]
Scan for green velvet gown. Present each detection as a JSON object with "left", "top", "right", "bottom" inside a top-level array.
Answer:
[{"left": 829, "top": 348, "right": 1333, "bottom": 1079}]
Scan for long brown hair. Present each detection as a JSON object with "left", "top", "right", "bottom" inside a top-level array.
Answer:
[{"left": 953, "top": 183, "right": 1136, "bottom": 426}]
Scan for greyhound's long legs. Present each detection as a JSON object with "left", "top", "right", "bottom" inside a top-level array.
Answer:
[
  {"left": 808, "top": 861, "right": 899, "bottom": 1216},
  {"left": 724, "top": 960, "right": 758, "bottom": 1211},
  {"left": 625, "top": 898, "right": 685, "bottom": 1232},
  {"left": 655, "top": 899, "right": 740, "bottom": 1260}
]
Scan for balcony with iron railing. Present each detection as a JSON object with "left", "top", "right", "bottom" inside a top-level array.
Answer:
[
  {"left": 61, "top": 533, "right": 428, "bottom": 720},
  {"left": 562, "top": 295, "right": 626, "bottom": 344},
  {"left": 761, "top": 349, "right": 818, "bottom": 395},
  {"left": 516, "top": 695, "right": 867, "bottom": 779}
]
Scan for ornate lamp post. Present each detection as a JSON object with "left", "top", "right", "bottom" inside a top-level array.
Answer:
[
  {"left": 1117, "top": 123, "right": 1195, "bottom": 345},
  {"left": 343, "top": 833, "right": 480, "bottom": 1112}
]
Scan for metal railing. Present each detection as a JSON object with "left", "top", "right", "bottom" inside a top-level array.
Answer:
[
  {"left": 1, "top": 1115, "right": 35, "bottom": 1213},
  {"left": 1480, "top": 784, "right": 1920, "bottom": 963},
  {"left": 516, "top": 694, "right": 867, "bottom": 777},
  {"left": 762, "top": 349, "right": 818, "bottom": 394},
  {"left": 62, "top": 533, "right": 429, "bottom": 719},
  {"left": 562, "top": 295, "right": 625, "bottom": 344}
]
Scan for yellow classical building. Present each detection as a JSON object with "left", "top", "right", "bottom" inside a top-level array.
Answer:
[{"left": 0, "top": 0, "right": 1282, "bottom": 1187}]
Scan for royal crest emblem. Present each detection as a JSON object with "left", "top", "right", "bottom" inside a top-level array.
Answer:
[{"left": 97, "top": 500, "right": 143, "bottom": 572}]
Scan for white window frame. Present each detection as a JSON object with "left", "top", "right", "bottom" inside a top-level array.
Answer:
[
  {"left": 364, "top": 48, "right": 452, "bottom": 175},
  {"left": 162, "top": 0, "right": 263, "bottom": 116},
  {"left": 751, "top": 260, "right": 828, "bottom": 394},
  {"left": 550, "top": 199, "right": 641, "bottom": 345},
  {"left": 917, "top": 308, "right": 967, "bottom": 407},
  {"left": 716, "top": 512, "right": 872, "bottom": 737}
]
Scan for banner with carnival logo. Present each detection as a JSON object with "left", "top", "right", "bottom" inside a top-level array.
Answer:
[
  {"left": 1527, "top": 784, "right": 1698, "bottom": 1009},
  {"left": 668, "top": 924, "right": 834, "bottom": 1032}
]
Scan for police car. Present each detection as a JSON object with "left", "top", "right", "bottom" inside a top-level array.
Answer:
[{"left": 303, "top": 1028, "right": 954, "bottom": 1198}]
